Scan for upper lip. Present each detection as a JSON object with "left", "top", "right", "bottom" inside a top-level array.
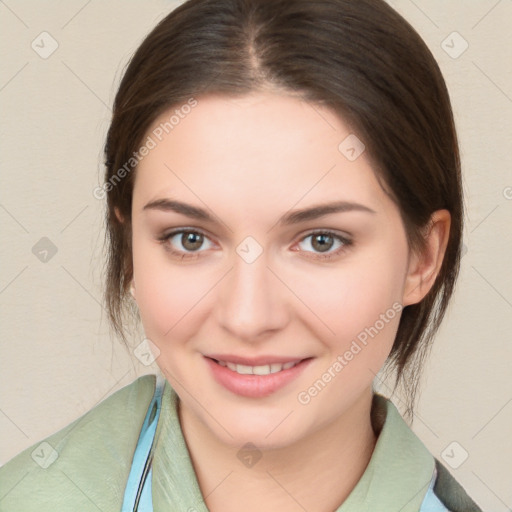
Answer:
[{"left": 205, "top": 354, "right": 310, "bottom": 366}]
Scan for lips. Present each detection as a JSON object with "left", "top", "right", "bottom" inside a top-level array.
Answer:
[{"left": 204, "top": 355, "right": 313, "bottom": 398}]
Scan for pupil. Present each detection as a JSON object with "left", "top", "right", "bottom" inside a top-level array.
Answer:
[
  {"left": 184, "top": 232, "right": 202, "bottom": 251},
  {"left": 313, "top": 234, "right": 332, "bottom": 252}
]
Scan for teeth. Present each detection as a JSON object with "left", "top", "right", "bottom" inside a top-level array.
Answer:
[
  {"left": 235, "top": 364, "right": 253, "bottom": 375},
  {"left": 253, "top": 365, "right": 271, "bottom": 375},
  {"left": 270, "top": 363, "right": 282, "bottom": 374},
  {"left": 217, "top": 360, "right": 299, "bottom": 375}
]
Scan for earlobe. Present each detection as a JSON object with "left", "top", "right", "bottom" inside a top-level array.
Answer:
[
  {"left": 130, "top": 281, "right": 136, "bottom": 299},
  {"left": 402, "top": 209, "right": 451, "bottom": 306},
  {"left": 114, "top": 207, "right": 124, "bottom": 224}
]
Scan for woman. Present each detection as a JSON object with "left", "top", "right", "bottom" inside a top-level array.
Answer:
[{"left": 0, "top": 0, "right": 484, "bottom": 510}]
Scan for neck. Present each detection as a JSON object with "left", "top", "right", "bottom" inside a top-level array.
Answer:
[{"left": 178, "top": 387, "right": 379, "bottom": 512}]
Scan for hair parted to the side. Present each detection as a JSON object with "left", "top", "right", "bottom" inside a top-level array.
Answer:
[{"left": 102, "top": 0, "right": 463, "bottom": 422}]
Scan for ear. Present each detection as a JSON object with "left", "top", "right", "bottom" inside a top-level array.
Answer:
[
  {"left": 402, "top": 209, "right": 451, "bottom": 306},
  {"left": 114, "top": 207, "right": 124, "bottom": 224}
]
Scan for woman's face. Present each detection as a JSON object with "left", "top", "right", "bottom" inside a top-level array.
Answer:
[{"left": 130, "top": 91, "right": 417, "bottom": 449}]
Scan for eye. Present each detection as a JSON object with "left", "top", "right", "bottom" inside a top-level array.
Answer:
[
  {"left": 157, "top": 229, "right": 214, "bottom": 260},
  {"left": 296, "top": 230, "right": 353, "bottom": 261},
  {"left": 157, "top": 228, "right": 353, "bottom": 262}
]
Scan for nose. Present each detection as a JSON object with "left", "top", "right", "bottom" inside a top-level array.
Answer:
[{"left": 216, "top": 247, "right": 290, "bottom": 343}]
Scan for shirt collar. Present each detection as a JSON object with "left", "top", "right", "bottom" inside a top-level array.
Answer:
[
  {"left": 152, "top": 381, "right": 435, "bottom": 511},
  {"left": 336, "top": 392, "right": 435, "bottom": 511}
]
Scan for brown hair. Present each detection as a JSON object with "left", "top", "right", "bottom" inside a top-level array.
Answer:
[{"left": 102, "top": 0, "right": 463, "bottom": 421}]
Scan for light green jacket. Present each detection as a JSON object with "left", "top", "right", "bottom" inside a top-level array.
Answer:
[{"left": 0, "top": 375, "right": 482, "bottom": 511}]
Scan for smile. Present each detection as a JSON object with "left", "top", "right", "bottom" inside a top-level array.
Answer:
[
  {"left": 214, "top": 359, "right": 301, "bottom": 375},
  {"left": 205, "top": 356, "right": 313, "bottom": 398}
]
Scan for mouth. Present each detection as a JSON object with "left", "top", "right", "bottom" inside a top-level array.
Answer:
[
  {"left": 204, "top": 355, "right": 313, "bottom": 398},
  {"left": 210, "top": 358, "right": 302, "bottom": 375}
]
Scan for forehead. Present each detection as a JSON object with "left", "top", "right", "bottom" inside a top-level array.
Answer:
[{"left": 132, "top": 92, "right": 389, "bottom": 218}]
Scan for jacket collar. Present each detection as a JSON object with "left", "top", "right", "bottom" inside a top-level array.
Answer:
[{"left": 152, "top": 383, "right": 435, "bottom": 511}]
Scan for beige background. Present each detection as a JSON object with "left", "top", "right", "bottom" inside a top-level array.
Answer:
[{"left": 0, "top": 1, "right": 511, "bottom": 510}]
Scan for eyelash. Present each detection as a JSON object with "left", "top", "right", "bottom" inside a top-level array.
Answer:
[{"left": 157, "top": 228, "right": 353, "bottom": 262}]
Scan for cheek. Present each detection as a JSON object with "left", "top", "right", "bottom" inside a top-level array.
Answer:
[
  {"left": 284, "top": 242, "right": 407, "bottom": 381},
  {"left": 292, "top": 262, "right": 405, "bottom": 410},
  {"left": 131, "top": 234, "right": 215, "bottom": 345},
  {"left": 292, "top": 250, "right": 406, "bottom": 334}
]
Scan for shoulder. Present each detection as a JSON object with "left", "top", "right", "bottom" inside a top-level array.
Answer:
[
  {"left": 371, "top": 394, "right": 483, "bottom": 512},
  {"left": 0, "top": 374, "right": 156, "bottom": 512}
]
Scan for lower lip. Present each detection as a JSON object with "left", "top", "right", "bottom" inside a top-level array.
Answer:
[{"left": 205, "top": 357, "right": 312, "bottom": 398}]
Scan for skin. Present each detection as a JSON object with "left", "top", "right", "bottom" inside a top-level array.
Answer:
[{"left": 122, "top": 91, "right": 450, "bottom": 511}]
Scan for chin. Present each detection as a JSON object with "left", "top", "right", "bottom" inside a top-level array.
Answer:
[
  {"left": 220, "top": 427, "right": 299, "bottom": 452},
  {"left": 207, "top": 405, "right": 310, "bottom": 450}
]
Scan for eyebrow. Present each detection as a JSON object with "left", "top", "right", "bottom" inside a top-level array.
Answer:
[{"left": 142, "top": 198, "right": 376, "bottom": 226}]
